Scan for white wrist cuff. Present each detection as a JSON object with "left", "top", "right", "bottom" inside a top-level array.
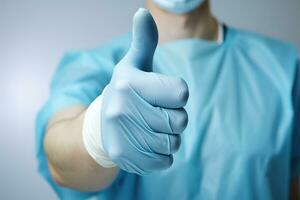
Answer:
[{"left": 82, "top": 93, "right": 116, "bottom": 168}]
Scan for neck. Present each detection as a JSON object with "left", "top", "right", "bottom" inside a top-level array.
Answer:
[{"left": 146, "top": 0, "right": 219, "bottom": 44}]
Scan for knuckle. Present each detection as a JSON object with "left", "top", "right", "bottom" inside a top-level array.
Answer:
[
  {"left": 177, "top": 79, "right": 189, "bottom": 105},
  {"left": 176, "top": 109, "right": 188, "bottom": 132},
  {"left": 169, "top": 135, "right": 181, "bottom": 153}
]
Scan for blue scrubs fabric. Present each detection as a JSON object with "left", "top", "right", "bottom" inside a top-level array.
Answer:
[{"left": 36, "top": 27, "right": 300, "bottom": 200}]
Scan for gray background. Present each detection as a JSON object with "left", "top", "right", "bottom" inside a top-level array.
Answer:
[{"left": 0, "top": 0, "right": 299, "bottom": 199}]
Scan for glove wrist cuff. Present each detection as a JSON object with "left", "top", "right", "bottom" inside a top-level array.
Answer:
[{"left": 82, "top": 91, "right": 117, "bottom": 168}]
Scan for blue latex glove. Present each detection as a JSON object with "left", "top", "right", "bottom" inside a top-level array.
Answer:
[{"left": 101, "top": 8, "right": 189, "bottom": 175}]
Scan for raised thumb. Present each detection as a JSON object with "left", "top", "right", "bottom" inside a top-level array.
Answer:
[{"left": 124, "top": 8, "right": 158, "bottom": 72}]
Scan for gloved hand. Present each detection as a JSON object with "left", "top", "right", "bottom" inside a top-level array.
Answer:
[{"left": 101, "top": 8, "right": 189, "bottom": 175}]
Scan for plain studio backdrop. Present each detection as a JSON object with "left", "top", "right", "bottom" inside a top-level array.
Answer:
[{"left": 0, "top": 0, "right": 299, "bottom": 199}]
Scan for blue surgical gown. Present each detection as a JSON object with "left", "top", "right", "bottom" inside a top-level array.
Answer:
[{"left": 36, "top": 26, "right": 300, "bottom": 200}]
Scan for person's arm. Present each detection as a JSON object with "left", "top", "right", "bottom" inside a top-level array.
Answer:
[
  {"left": 44, "top": 105, "right": 119, "bottom": 192},
  {"left": 44, "top": 9, "right": 188, "bottom": 192}
]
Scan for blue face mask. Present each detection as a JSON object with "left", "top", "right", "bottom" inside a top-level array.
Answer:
[{"left": 153, "top": 0, "right": 205, "bottom": 14}]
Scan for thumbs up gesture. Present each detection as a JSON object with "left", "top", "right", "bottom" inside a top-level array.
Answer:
[{"left": 101, "top": 9, "right": 189, "bottom": 175}]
